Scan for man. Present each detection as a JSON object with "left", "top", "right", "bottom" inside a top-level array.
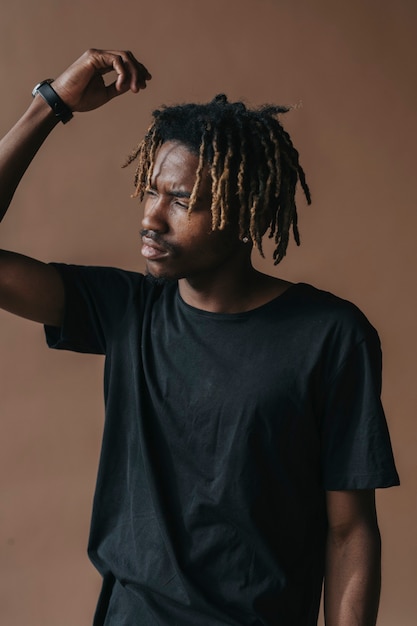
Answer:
[{"left": 0, "top": 49, "right": 399, "bottom": 625}]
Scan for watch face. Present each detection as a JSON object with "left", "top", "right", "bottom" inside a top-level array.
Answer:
[
  {"left": 31, "top": 83, "right": 42, "bottom": 97},
  {"left": 32, "top": 79, "right": 54, "bottom": 98}
]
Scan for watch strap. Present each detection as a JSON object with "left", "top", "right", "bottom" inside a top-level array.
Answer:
[{"left": 32, "top": 79, "right": 73, "bottom": 124}]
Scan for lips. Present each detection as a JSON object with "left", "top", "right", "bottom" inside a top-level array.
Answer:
[{"left": 141, "top": 236, "right": 170, "bottom": 260}]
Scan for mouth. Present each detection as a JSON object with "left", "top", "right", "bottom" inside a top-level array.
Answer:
[{"left": 141, "top": 235, "right": 170, "bottom": 260}]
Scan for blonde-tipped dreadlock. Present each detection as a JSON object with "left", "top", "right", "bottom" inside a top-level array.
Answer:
[{"left": 123, "top": 95, "right": 311, "bottom": 265}]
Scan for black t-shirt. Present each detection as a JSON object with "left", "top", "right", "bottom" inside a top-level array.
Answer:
[{"left": 45, "top": 265, "right": 399, "bottom": 626}]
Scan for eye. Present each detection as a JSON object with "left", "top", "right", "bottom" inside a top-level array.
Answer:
[{"left": 174, "top": 199, "right": 189, "bottom": 210}]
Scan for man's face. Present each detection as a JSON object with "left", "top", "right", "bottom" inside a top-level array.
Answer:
[{"left": 140, "top": 141, "right": 244, "bottom": 281}]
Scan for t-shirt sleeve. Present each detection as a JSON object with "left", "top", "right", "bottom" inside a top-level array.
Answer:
[
  {"left": 44, "top": 263, "right": 143, "bottom": 355},
  {"left": 320, "top": 320, "right": 400, "bottom": 490}
]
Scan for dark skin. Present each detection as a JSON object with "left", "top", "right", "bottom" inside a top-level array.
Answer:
[
  {"left": 141, "top": 140, "right": 291, "bottom": 313},
  {"left": 0, "top": 49, "right": 381, "bottom": 626},
  {"left": 0, "top": 49, "right": 151, "bottom": 326}
]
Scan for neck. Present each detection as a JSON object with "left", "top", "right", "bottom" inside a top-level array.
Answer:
[{"left": 178, "top": 255, "right": 292, "bottom": 314}]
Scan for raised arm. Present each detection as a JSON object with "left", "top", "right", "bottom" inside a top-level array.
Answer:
[
  {"left": 324, "top": 489, "right": 381, "bottom": 626},
  {"left": 0, "top": 49, "right": 151, "bottom": 326}
]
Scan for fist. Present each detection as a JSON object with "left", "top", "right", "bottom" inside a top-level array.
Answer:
[{"left": 51, "top": 48, "right": 152, "bottom": 113}]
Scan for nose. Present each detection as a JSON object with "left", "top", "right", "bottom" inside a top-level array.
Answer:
[{"left": 141, "top": 195, "right": 169, "bottom": 234}]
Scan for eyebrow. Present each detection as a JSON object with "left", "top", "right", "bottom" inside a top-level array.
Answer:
[
  {"left": 148, "top": 184, "right": 191, "bottom": 200},
  {"left": 171, "top": 190, "right": 191, "bottom": 199}
]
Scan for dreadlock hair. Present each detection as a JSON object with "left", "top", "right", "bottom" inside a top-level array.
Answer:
[{"left": 123, "top": 94, "right": 311, "bottom": 264}]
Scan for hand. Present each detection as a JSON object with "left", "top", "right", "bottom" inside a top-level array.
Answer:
[{"left": 51, "top": 48, "right": 151, "bottom": 113}]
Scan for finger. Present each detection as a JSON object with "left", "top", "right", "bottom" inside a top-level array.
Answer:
[
  {"left": 85, "top": 49, "right": 151, "bottom": 95},
  {"left": 114, "top": 50, "right": 152, "bottom": 94},
  {"left": 105, "top": 79, "right": 131, "bottom": 101}
]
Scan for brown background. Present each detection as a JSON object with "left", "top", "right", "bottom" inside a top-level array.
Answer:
[{"left": 0, "top": 1, "right": 416, "bottom": 624}]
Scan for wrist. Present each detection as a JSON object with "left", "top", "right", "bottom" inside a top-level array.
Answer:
[
  {"left": 27, "top": 93, "right": 60, "bottom": 129},
  {"left": 32, "top": 79, "right": 73, "bottom": 124}
]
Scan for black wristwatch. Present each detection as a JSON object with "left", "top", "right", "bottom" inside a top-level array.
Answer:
[{"left": 32, "top": 79, "right": 73, "bottom": 124}]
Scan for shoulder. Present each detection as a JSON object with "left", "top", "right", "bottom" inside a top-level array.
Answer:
[
  {"left": 51, "top": 263, "right": 143, "bottom": 287},
  {"left": 285, "top": 282, "right": 379, "bottom": 342},
  {"left": 52, "top": 264, "right": 178, "bottom": 319},
  {"left": 50, "top": 263, "right": 154, "bottom": 301},
  {"left": 277, "top": 283, "right": 382, "bottom": 377}
]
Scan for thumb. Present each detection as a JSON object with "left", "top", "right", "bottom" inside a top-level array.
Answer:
[{"left": 105, "top": 78, "right": 131, "bottom": 101}]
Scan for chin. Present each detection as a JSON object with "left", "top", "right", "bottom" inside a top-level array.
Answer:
[{"left": 144, "top": 266, "right": 179, "bottom": 286}]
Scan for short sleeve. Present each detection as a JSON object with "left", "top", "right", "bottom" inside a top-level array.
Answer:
[
  {"left": 44, "top": 263, "right": 143, "bottom": 355},
  {"left": 320, "top": 326, "right": 400, "bottom": 490}
]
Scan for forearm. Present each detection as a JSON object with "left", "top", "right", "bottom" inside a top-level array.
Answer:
[
  {"left": 324, "top": 523, "right": 381, "bottom": 626},
  {"left": 0, "top": 95, "right": 58, "bottom": 222},
  {"left": 0, "top": 49, "right": 150, "bottom": 325},
  {"left": 1, "top": 49, "right": 150, "bottom": 225}
]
